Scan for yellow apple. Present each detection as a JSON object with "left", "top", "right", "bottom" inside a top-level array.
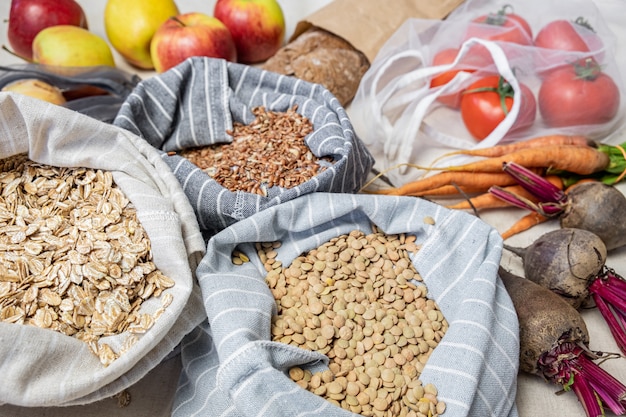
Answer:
[
  {"left": 1, "top": 78, "right": 66, "bottom": 105},
  {"left": 104, "top": 0, "right": 180, "bottom": 70},
  {"left": 32, "top": 25, "right": 116, "bottom": 67}
]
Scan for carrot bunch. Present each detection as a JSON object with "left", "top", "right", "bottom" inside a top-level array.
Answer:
[{"left": 364, "top": 134, "right": 626, "bottom": 239}]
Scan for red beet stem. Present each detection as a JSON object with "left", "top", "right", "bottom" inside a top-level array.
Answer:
[
  {"left": 589, "top": 268, "right": 626, "bottom": 355},
  {"left": 577, "top": 353, "right": 626, "bottom": 414},
  {"left": 538, "top": 339, "right": 626, "bottom": 417},
  {"left": 489, "top": 162, "right": 567, "bottom": 216},
  {"left": 502, "top": 161, "right": 567, "bottom": 204},
  {"left": 593, "top": 294, "right": 626, "bottom": 355}
]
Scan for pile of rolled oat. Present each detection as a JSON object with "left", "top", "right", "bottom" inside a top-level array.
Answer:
[{"left": 0, "top": 154, "right": 174, "bottom": 366}]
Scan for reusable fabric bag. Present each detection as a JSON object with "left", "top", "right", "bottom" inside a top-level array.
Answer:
[
  {"left": 0, "top": 92, "right": 206, "bottom": 407},
  {"left": 173, "top": 192, "right": 520, "bottom": 417},
  {"left": 0, "top": 64, "right": 140, "bottom": 123},
  {"left": 113, "top": 57, "right": 375, "bottom": 238},
  {"left": 350, "top": 0, "right": 626, "bottom": 186}
]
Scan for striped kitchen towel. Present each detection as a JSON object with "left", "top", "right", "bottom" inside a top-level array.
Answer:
[
  {"left": 173, "top": 192, "right": 520, "bottom": 417},
  {"left": 113, "top": 57, "right": 375, "bottom": 239}
]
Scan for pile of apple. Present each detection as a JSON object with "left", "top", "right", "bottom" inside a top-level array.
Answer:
[
  {"left": 7, "top": 0, "right": 114, "bottom": 67},
  {"left": 5, "top": 0, "right": 286, "bottom": 73},
  {"left": 143, "top": 0, "right": 287, "bottom": 73}
]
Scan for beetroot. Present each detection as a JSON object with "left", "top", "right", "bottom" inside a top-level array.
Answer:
[
  {"left": 505, "top": 228, "right": 607, "bottom": 308},
  {"left": 505, "top": 227, "right": 626, "bottom": 357},
  {"left": 489, "top": 162, "right": 626, "bottom": 251},
  {"left": 499, "top": 266, "right": 626, "bottom": 417},
  {"left": 561, "top": 181, "right": 626, "bottom": 250}
]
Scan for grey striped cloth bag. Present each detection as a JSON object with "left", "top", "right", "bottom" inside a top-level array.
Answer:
[
  {"left": 172, "top": 193, "right": 520, "bottom": 417},
  {"left": 113, "top": 57, "right": 375, "bottom": 238},
  {"left": 0, "top": 64, "right": 140, "bottom": 124},
  {"left": 0, "top": 93, "right": 206, "bottom": 407}
]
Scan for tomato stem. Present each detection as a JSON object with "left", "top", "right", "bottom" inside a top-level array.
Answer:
[
  {"left": 573, "top": 58, "right": 603, "bottom": 81},
  {"left": 574, "top": 16, "right": 596, "bottom": 33},
  {"left": 463, "top": 76, "right": 514, "bottom": 116},
  {"left": 485, "top": 4, "right": 513, "bottom": 26},
  {"left": 483, "top": 4, "right": 515, "bottom": 26}
]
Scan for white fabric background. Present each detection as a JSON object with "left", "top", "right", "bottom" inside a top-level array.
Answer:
[{"left": 1, "top": 0, "right": 626, "bottom": 416}]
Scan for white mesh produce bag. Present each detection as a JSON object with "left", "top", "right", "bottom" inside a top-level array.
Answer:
[
  {"left": 350, "top": 0, "right": 625, "bottom": 186},
  {"left": 113, "top": 57, "right": 375, "bottom": 239},
  {"left": 0, "top": 92, "right": 206, "bottom": 407},
  {"left": 173, "top": 192, "right": 519, "bottom": 417}
]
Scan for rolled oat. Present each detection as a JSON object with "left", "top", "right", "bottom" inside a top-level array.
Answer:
[{"left": 0, "top": 154, "right": 174, "bottom": 366}]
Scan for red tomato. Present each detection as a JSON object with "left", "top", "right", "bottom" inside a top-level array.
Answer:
[
  {"left": 538, "top": 58, "right": 620, "bottom": 127},
  {"left": 430, "top": 48, "right": 476, "bottom": 108},
  {"left": 534, "top": 18, "right": 600, "bottom": 52},
  {"left": 465, "top": 5, "right": 533, "bottom": 45},
  {"left": 431, "top": 49, "right": 466, "bottom": 88},
  {"left": 461, "top": 75, "right": 537, "bottom": 140}
]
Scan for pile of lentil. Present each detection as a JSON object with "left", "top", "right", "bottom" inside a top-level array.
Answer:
[
  {"left": 179, "top": 105, "right": 333, "bottom": 196},
  {"left": 256, "top": 226, "right": 448, "bottom": 417}
]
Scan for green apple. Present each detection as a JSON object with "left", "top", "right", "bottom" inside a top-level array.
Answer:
[
  {"left": 32, "top": 25, "right": 115, "bottom": 67},
  {"left": 150, "top": 13, "right": 237, "bottom": 73},
  {"left": 104, "top": 0, "right": 180, "bottom": 70},
  {"left": 213, "top": 0, "right": 285, "bottom": 64}
]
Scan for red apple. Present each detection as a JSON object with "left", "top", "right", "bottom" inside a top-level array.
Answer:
[
  {"left": 150, "top": 13, "right": 238, "bottom": 73},
  {"left": 213, "top": 0, "right": 285, "bottom": 64},
  {"left": 7, "top": 0, "right": 88, "bottom": 60}
]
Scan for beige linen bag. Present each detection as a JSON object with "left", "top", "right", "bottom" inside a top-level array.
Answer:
[{"left": 0, "top": 92, "right": 206, "bottom": 407}]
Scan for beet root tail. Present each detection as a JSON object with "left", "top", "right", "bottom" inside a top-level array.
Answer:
[{"left": 538, "top": 339, "right": 626, "bottom": 417}]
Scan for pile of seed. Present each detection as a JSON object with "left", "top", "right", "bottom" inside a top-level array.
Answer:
[
  {"left": 257, "top": 226, "right": 448, "bottom": 417},
  {"left": 179, "top": 105, "right": 333, "bottom": 196},
  {"left": 0, "top": 154, "right": 175, "bottom": 366}
]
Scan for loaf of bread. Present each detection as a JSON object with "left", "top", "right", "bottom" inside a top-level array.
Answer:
[{"left": 262, "top": 27, "right": 370, "bottom": 107}]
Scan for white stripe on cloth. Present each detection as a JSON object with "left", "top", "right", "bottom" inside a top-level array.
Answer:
[{"left": 173, "top": 193, "right": 519, "bottom": 417}]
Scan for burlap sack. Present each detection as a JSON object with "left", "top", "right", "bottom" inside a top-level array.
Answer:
[
  {"left": 113, "top": 57, "right": 375, "bottom": 239},
  {"left": 172, "top": 192, "right": 520, "bottom": 417},
  {"left": 0, "top": 92, "right": 206, "bottom": 407}
]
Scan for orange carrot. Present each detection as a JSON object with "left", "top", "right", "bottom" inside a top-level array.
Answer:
[
  {"left": 446, "top": 175, "right": 564, "bottom": 210},
  {"left": 402, "top": 185, "right": 490, "bottom": 197},
  {"left": 373, "top": 171, "right": 527, "bottom": 196},
  {"left": 430, "top": 145, "right": 609, "bottom": 176},
  {"left": 437, "top": 135, "right": 591, "bottom": 159},
  {"left": 501, "top": 211, "right": 550, "bottom": 240}
]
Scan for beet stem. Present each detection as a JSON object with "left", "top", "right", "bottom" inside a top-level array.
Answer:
[
  {"left": 589, "top": 268, "right": 626, "bottom": 355},
  {"left": 502, "top": 162, "right": 567, "bottom": 204},
  {"left": 592, "top": 294, "right": 626, "bottom": 355},
  {"left": 538, "top": 340, "right": 626, "bottom": 417},
  {"left": 577, "top": 353, "right": 626, "bottom": 414},
  {"left": 571, "top": 375, "right": 604, "bottom": 417}
]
